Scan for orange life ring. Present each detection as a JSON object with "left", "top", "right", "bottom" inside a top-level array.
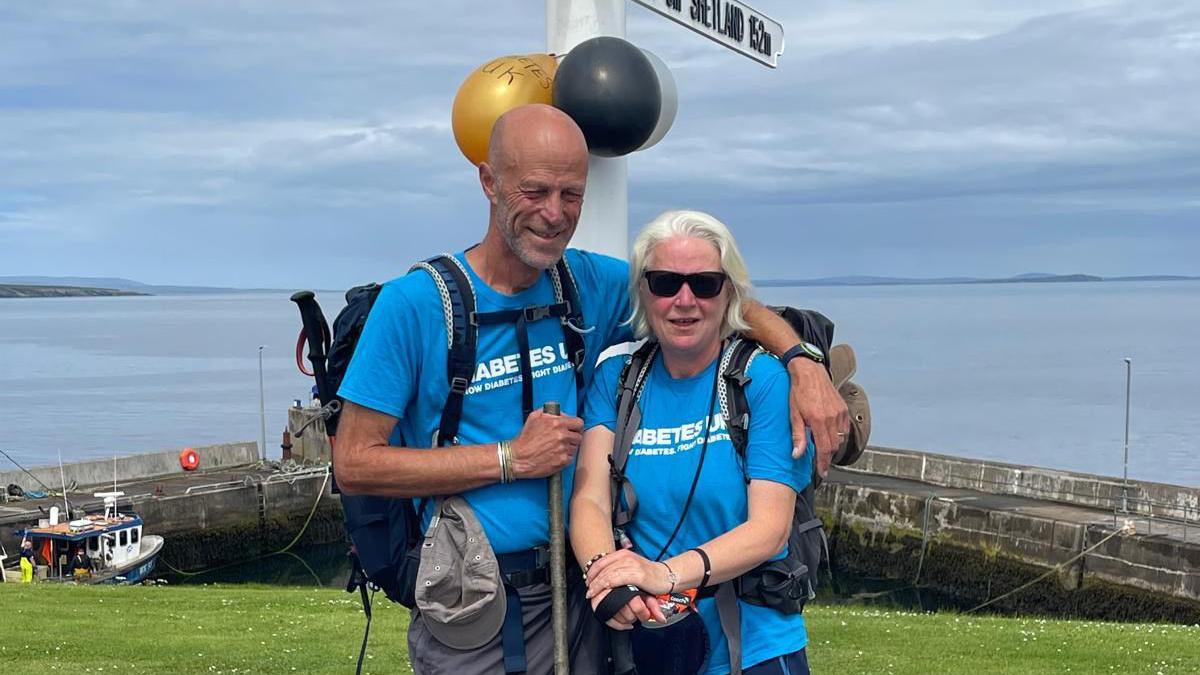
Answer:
[{"left": 179, "top": 447, "right": 200, "bottom": 471}]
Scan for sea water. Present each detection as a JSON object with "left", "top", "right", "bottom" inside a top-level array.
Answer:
[{"left": 1, "top": 281, "right": 1196, "bottom": 486}]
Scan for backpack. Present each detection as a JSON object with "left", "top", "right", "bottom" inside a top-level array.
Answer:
[
  {"left": 608, "top": 308, "right": 861, "bottom": 675},
  {"left": 291, "top": 253, "right": 588, "bottom": 670}
]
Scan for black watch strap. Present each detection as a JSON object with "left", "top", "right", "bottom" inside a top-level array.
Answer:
[{"left": 781, "top": 341, "right": 825, "bottom": 365}]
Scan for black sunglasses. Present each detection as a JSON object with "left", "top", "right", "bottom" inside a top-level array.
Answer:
[{"left": 643, "top": 270, "right": 728, "bottom": 299}]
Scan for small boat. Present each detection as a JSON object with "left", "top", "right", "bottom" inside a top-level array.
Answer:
[{"left": 9, "top": 491, "right": 164, "bottom": 584}]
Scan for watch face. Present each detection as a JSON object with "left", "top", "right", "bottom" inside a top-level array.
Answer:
[{"left": 801, "top": 342, "right": 824, "bottom": 360}]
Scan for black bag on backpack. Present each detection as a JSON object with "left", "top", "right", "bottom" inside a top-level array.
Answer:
[{"left": 323, "top": 283, "right": 382, "bottom": 437}]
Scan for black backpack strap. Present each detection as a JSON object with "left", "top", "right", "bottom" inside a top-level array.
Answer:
[
  {"left": 609, "top": 341, "right": 658, "bottom": 530},
  {"left": 712, "top": 343, "right": 751, "bottom": 675},
  {"left": 473, "top": 301, "right": 571, "bottom": 421},
  {"left": 411, "top": 255, "right": 478, "bottom": 447},
  {"left": 345, "top": 550, "right": 376, "bottom": 675},
  {"left": 415, "top": 254, "right": 584, "bottom": 428},
  {"left": 551, "top": 256, "right": 589, "bottom": 398},
  {"left": 715, "top": 582, "right": 744, "bottom": 675},
  {"left": 718, "top": 337, "right": 762, "bottom": 482}
]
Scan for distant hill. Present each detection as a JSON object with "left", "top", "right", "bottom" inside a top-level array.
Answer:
[
  {"left": 1108, "top": 275, "right": 1200, "bottom": 282},
  {"left": 0, "top": 284, "right": 144, "bottom": 299},
  {"left": 966, "top": 273, "right": 1102, "bottom": 284},
  {"left": 758, "top": 275, "right": 978, "bottom": 287},
  {"left": 755, "top": 273, "right": 1198, "bottom": 288},
  {"left": 0, "top": 276, "right": 281, "bottom": 295}
]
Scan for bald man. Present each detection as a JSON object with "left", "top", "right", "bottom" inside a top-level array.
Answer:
[
  {"left": 338, "top": 104, "right": 617, "bottom": 674},
  {"left": 336, "top": 104, "right": 847, "bottom": 673}
]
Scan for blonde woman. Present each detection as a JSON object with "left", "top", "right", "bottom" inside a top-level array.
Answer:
[{"left": 571, "top": 210, "right": 813, "bottom": 675}]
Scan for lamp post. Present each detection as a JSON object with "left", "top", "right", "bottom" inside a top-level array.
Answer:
[
  {"left": 259, "top": 345, "right": 268, "bottom": 463},
  {"left": 1122, "top": 357, "right": 1132, "bottom": 513}
]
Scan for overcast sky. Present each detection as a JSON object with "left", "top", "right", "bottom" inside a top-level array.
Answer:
[{"left": 1, "top": 1, "right": 1197, "bottom": 288}]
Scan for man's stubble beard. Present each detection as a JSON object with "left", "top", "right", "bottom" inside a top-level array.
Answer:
[{"left": 498, "top": 211, "right": 567, "bottom": 271}]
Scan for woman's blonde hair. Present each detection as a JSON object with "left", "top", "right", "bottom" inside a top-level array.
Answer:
[{"left": 627, "top": 210, "right": 753, "bottom": 340}]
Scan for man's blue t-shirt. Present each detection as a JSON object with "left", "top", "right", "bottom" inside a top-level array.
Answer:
[
  {"left": 585, "top": 348, "right": 811, "bottom": 674},
  {"left": 338, "top": 248, "right": 632, "bottom": 554}
]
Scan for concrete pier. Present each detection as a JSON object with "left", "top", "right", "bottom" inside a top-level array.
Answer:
[
  {"left": 821, "top": 447, "right": 1200, "bottom": 621},
  {"left": 850, "top": 446, "right": 1200, "bottom": 526}
]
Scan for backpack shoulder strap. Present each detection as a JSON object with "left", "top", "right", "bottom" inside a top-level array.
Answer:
[
  {"left": 716, "top": 583, "right": 744, "bottom": 675},
  {"left": 714, "top": 338, "right": 779, "bottom": 675},
  {"left": 410, "top": 254, "right": 477, "bottom": 447},
  {"left": 610, "top": 340, "right": 657, "bottom": 528},
  {"left": 718, "top": 337, "right": 763, "bottom": 470},
  {"left": 550, "top": 256, "right": 589, "bottom": 397}
]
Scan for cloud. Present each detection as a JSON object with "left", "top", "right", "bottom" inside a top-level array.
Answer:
[
  {"left": 635, "top": 1, "right": 1200, "bottom": 201},
  {"left": 0, "top": 0, "right": 1196, "bottom": 285}
]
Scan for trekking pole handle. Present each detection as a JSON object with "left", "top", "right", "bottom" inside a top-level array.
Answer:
[
  {"left": 289, "top": 290, "right": 334, "bottom": 407},
  {"left": 544, "top": 401, "right": 569, "bottom": 675}
]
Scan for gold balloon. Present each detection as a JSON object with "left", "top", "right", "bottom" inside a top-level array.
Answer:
[{"left": 452, "top": 53, "right": 558, "bottom": 165}]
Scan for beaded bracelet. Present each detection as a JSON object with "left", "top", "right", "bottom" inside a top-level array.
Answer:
[{"left": 583, "top": 552, "right": 606, "bottom": 580}]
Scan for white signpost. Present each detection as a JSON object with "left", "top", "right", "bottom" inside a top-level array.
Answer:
[
  {"left": 546, "top": 1, "right": 628, "bottom": 260},
  {"left": 547, "top": 1, "right": 784, "bottom": 260},
  {"left": 630, "top": 0, "right": 785, "bottom": 68}
]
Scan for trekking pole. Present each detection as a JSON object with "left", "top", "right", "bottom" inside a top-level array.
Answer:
[
  {"left": 543, "top": 401, "right": 570, "bottom": 675},
  {"left": 290, "top": 291, "right": 341, "bottom": 493},
  {"left": 289, "top": 292, "right": 336, "bottom": 413}
]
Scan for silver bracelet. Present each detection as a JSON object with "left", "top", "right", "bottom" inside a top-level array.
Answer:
[
  {"left": 496, "top": 442, "right": 510, "bottom": 483},
  {"left": 498, "top": 439, "right": 515, "bottom": 483},
  {"left": 661, "top": 560, "right": 678, "bottom": 594}
]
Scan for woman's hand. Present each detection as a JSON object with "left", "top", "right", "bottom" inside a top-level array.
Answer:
[
  {"left": 590, "top": 587, "right": 668, "bottom": 630},
  {"left": 586, "top": 549, "right": 673, "bottom": 597}
]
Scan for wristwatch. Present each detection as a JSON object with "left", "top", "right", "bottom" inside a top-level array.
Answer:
[{"left": 781, "top": 341, "right": 825, "bottom": 366}]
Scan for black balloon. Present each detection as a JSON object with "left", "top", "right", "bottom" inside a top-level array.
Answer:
[{"left": 553, "top": 37, "right": 662, "bottom": 158}]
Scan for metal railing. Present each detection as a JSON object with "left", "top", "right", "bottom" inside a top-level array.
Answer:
[
  {"left": 181, "top": 466, "right": 329, "bottom": 496},
  {"left": 1112, "top": 496, "right": 1195, "bottom": 544},
  {"left": 183, "top": 475, "right": 257, "bottom": 496}
]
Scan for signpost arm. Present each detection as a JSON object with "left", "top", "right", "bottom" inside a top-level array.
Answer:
[{"left": 548, "top": 1, "right": 629, "bottom": 261}]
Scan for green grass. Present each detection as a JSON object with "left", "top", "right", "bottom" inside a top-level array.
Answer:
[
  {"left": 0, "top": 583, "right": 409, "bottom": 674},
  {"left": 806, "top": 605, "right": 1200, "bottom": 674},
  {"left": 2, "top": 584, "right": 1198, "bottom": 674}
]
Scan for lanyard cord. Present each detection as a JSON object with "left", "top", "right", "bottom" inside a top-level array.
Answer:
[{"left": 652, "top": 347, "right": 723, "bottom": 562}]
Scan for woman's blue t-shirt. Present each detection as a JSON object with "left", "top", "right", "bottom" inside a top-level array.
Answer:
[{"left": 584, "top": 347, "right": 811, "bottom": 674}]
